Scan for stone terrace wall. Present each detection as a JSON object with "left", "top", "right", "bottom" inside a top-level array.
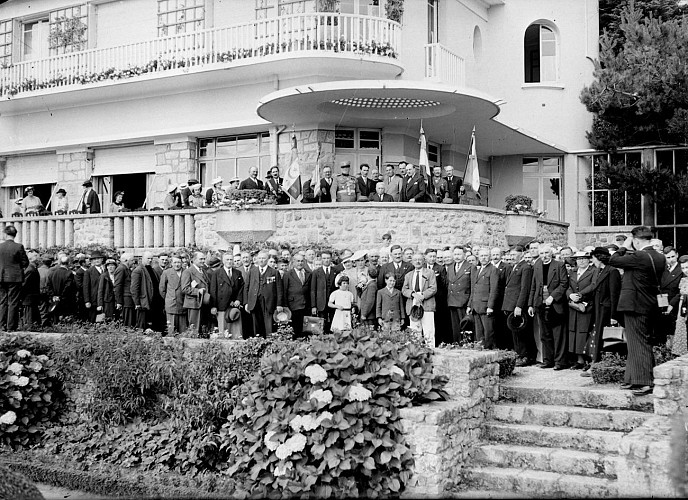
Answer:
[
  {"left": 73, "top": 216, "right": 113, "bottom": 247},
  {"left": 537, "top": 219, "right": 569, "bottom": 246},
  {"left": 653, "top": 355, "right": 688, "bottom": 416},
  {"left": 400, "top": 350, "right": 500, "bottom": 497},
  {"left": 575, "top": 226, "right": 634, "bottom": 249}
]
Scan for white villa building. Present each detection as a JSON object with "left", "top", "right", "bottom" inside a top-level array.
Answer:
[{"left": 0, "top": 0, "right": 679, "bottom": 251}]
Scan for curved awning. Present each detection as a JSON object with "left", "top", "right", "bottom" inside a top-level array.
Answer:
[{"left": 257, "top": 80, "right": 566, "bottom": 157}]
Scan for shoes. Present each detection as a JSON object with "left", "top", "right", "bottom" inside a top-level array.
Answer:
[
  {"left": 515, "top": 357, "right": 536, "bottom": 367},
  {"left": 632, "top": 385, "right": 653, "bottom": 396},
  {"left": 553, "top": 365, "right": 568, "bottom": 371},
  {"left": 539, "top": 363, "right": 554, "bottom": 369},
  {"left": 620, "top": 383, "right": 633, "bottom": 390},
  {"left": 570, "top": 363, "right": 585, "bottom": 370},
  {"left": 580, "top": 371, "right": 591, "bottom": 377},
  {"left": 582, "top": 363, "right": 591, "bottom": 372}
]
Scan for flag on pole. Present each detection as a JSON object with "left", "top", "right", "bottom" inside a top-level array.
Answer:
[
  {"left": 463, "top": 127, "right": 481, "bottom": 195},
  {"left": 284, "top": 134, "right": 302, "bottom": 201},
  {"left": 311, "top": 142, "right": 322, "bottom": 190},
  {"left": 419, "top": 121, "right": 431, "bottom": 178}
]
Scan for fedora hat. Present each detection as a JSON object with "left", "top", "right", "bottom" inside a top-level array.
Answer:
[
  {"left": 459, "top": 315, "right": 474, "bottom": 332},
  {"left": 410, "top": 304, "right": 424, "bottom": 321},
  {"left": 82, "top": 180, "right": 93, "bottom": 187},
  {"left": 89, "top": 250, "right": 105, "bottom": 260},
  {"left": 273, "top": 308, "right": 292, "bottom": 323},
  {"left": 56, "top": 188, "right": 67, "bottom": 196},
  {"left": 226, "top": 307, "right": 241, "bottom": 323},
  {"left": 572, "top": 250, "right": 590, "bottom": 259},
  {"left": 507, "top": 312, "right": 528, "bottom": 333}
]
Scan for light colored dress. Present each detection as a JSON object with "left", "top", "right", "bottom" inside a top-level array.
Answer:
[
  {"left": 22, "top": 195, "right": 42, "bottom": 214},
  {"left": 189, "top": 193, "right": 205, "bottom": 208},
  {"left": 672, "top": 278, "right": 688, "bottom": 356},
  {"left": 53, "top": 196, "right": 69, "bottom": 213},
  {"left": 329, "top": 289, "right": 354, "bottom": 332}
]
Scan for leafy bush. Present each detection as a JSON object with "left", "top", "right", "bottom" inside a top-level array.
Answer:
[
  {"left": 591, "top": 352, "right": 626, "bottom": 384},
  {"left": 0, "top": 335, "right": 64, "bottom": 448},
  {"left": 229, "top": 189, "right": 275, "bottom": 204},
  {"left": 504, "top": 194, "right": 534, "bottom": 212},
  {"left": 221, "top": 327, "right": 447, "bottom": 498}
]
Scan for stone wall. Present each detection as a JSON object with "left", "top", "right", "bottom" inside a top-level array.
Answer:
[
  {"left": 401, "top": 350, "right": 500, "bottom": 496},
  {"left": 153, "top": 138, "right": 197, "bottom": 209},
  {"left": 575, "top": 226, "right": 634, "bottom": 249},
  {"left": 537, "top": 219, "right": 569, "bottom": 247},
  {"left": 277, "top": 129, "right": 335, "bottom": 179},
  {"left": 653, "top": 355, "right": 688, "bottom": 416},
  {"left": 57, "top": 149, "right": 94, "bottom": 210},
  {"left": 193, "top": 212, "right": 225, "bottom": 250},
  {"left": 73, "top": 216, "right": 113, "bottom": 247}
]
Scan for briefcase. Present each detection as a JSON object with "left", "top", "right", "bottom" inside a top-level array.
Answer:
[
  {"left": 303, "top": 316, "right": 325, "bottom": 335},
  {"left": 602, "top": 326, "right": 626, "bottom": 348}
]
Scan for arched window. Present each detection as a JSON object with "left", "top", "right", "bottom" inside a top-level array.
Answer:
[{"left": 524, "top": 23, "right": 557, "bottom": 83}]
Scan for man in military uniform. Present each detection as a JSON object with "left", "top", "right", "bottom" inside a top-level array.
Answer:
[{"left": 335, "top": 161, "right": 357, "bottom": 202}]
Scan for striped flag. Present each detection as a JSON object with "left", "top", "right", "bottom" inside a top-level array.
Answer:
[
  {"left": 311, "top": 142, "right": 321, "bottom": 191},
  {"left": 284, "top": 134, "right": 302, "bottom": 201},
  {"left": 419, "top": 122, "right": 431, "bottom": 178},
  {"left": 463, "top": 127, "right": 481, "bottom": 195}
]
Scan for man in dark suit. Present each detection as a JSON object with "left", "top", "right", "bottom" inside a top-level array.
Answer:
[
  {"left": 355, "top": 164, "right": 376, "bottom": 200},
  {"left": 443, "top": 165, "right": 464, "bottom": 204},
  {"left": 424, "top": 248, "right": 448, "bottom": 345},
  {"left": 265, "top": 166, "right": 290, "bottom": 205},
  {"left": 283, "top": 253, "right": 311, "bottom": 337},
  {"left": 0, "top": 225, "right": 28, "bottom": 331},
  {"left": 317, "top": 165, "right": 338, "bottom": 203},
  {"left": 401, "top": 163, "right": 427, "bottom": 203},
  {"left": 47, "top": 255, "right": 75, "bottom": 322},
  {"left": 445, "top": 246, "right": 475, "bottom": 342},
  {"left": 311, "top": 251, "right": 336, "bottom": 333},
  {"left": 239, "top": 166, "right": 264, "bottom": 190},
  {"left": 502, "top": 245, "right": 535, "bottom": 366},
  {"left": 210, "top": 253, "right": 244, "bottom": 338},
  {"left": 428, "top": 166, "right": 449, "bottom": 203},
  {"left": 80, "top": 180, "right": 101, "bottom": 214},
  {"left": 376, "top": 245, "right": 413, "bottom": 291},
  {"left": 491, "top": 247, "right": 513, "bottom": 349},
  {"left": 528, "top": 244, "right": 569, "bottom": 370},
  {"left": 181, "top": 251, "right": 209, "bottom": 334},
  {"left": 610, "top": 227, "right": 666, "bottom": 395},
  {"left": 159, "top": 256, "right": 188, "bottom": 336},
  {"left": 660, "top": 246, "right": 681, "bottom": 346},
  {"left": 83, "top": 250, "right": 105, "bottom": 322},
  {"left": 238, "top": 251, "right": 255, "bottom": 337},
  {"left": 468, "top": 248, "right": 499, "bottom": 349},
  {"left": 370, "top": 182, "right": 394, "bottom": 202},
  {"left": 114, "top": 253, "right": 135, "bottom": 327},
  {"left": 74, "top": 254, "right": 89, "bottom": 321},
  {"left": 21, "top": 250, "right": 40, "bottom": 330},
  {"left": 244, "top": 251, "right": 284, "bottom": 337}
]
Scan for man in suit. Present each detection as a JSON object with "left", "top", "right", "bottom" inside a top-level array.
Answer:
[
  {"left": 376, "top": 245, "right": 413, "bottom": 291},
  {"left": 355, "top": 164, "right": 376, "bottom": 200},
  {"left": 610, "top": 226, "right": 666, "bottom": 395},
  {"left": 468, "top": 248, "right": 499, "bottom": 349},
  {"left": 239, "top": 166, "right": 264, "bottom": 190},
  {"left": 370, "top": 182, "right": 394, "bottom": 202},
  {"left": 402, "top": 163, "right": 427, "bottom": 203},
  {"left": 238, "top": 251, "right": 255, "bottom": 337},
  {"left": 38, "top": 255, "right": 55, "bottom": 326},
  {"left": 80, "top": 180, "right": 101, "bottom": 214},
  {"left": 244, "top": 251, "right": 284, "bottom": 337},
  {"left": 113, "top": 253, "right": 135, "bottom": 327},
  {"left": 528, "top": 243, "right": 569, "bottom": 370},
  {"left": 443, "top": 165, "right": 464, "bottom": 204},
  {"left": 159, "top": 256, "right": 188, "bottom": 336},
  {"left": 83, "top": 250, "right": 105, "bottom": 322},
  {"left": 402, "top": 253, "right": 438, "bottom": 346},
  {"left": 265, "top": 166, "right": 290, "bottom": 205},
  {"left": 283, "top": 253, "right": 311, "bottom": 337},
  {"left": 311, "top": 251, "right": 336, "bottom": 333},
  {"left": 502, "top": 245, "right": 535, "bottom": 366},
  {"left": 382, "top": 164, "right": 403, "bottom": 202},
  {"left": 47, "top": 255, "right": 75, "bottom": 322},
  {"left": 491, "top": 247, "right": 513, "bottom": 349},
  {"left": 660, "top": 246, "right": 681, "bottom": 347},
  {"left": 317, "top": 165, "right": 338, "bottom": 203},
  {"left": 0, "top": 225, "right": 28, "bottom": 331},
  {"left": 428, "top": 166, "right": 449, "bottom": 203},
  {"left": 181, "top": 251, "right": 209, "bottom": 335},
  {"left": 210, "top": 253, "right": 244, "bottom": 338},
  {"left": 445, "top": 246, "right": 475, "bottom": 342},
  {"left": 131, "top": 251, "right": 162, "bottom": 331},
  {"left": 21, "top": 250, "right": 40, "bottom": 330},
  {"left": 424, "top": 248, "right": 448, "bottom": 345}
]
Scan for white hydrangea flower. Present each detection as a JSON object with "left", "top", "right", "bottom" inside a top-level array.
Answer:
[
  {"left": 264, "top": 430, "right": 280, "bottom": 451},
  {"left": 274, "top": 464, "right": 288, "bottom": 477},
  {"left": 9, "top": 390, "right": 22, "bottom": 401},
  {"left": 347, "top": 384, "right": 372, "bottom": 402},
  {"left": 0, "top": 411, "right": 16, "bottom": 425},
  {"left": 300, "top": 415, "right": 319, "bottom": 431},
  {"left": 309, "top": 389, "right": 333, "bottom": 405},
  {"left": 304, "top": 364, "right": 328, "bottom": 384},
  {"left": 390, "top": 365, "right": 405, "bottom": 377},
  {"left": 275, "top": 433, "right": 308, "bottom": 460},
  {"left": 15, "top": 376, "right": 30, "bottom": 387},
  {"left": 315, "top": 411, "right": 333, "bottom": 425},
  {"left": 16, "top": 349, "right": 31, "bottom": 358},
  {"left": 28, "top": 361, "right": 42, "bottom": 372},
  {"left": 289, "top": 415, "right": 303, "bottom": 432},
  {"left": 37, "top": 355, "right": 49, "bottom": 363},
  {"left": 7, "top": 362, "right": 23, "bottom": 374}
]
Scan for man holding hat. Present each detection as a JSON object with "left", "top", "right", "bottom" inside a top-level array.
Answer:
[
  {"left": 80, "top": 180, "right": 101, "bottom": 214},
  {"left": 182, "top": 251, "right": 210, "bottom": 334},
  {"left": 335, "top": 162, "right": 357, "bottom": 202},
  {"left": 210, "top": 253, "right": 244, "bottom": 338},
  {"left": 159, "top": 255, "right": 189, "bottom": 336},
  {"left": 244, "top": 251, "right": 285, "bottom": 337},
  {"left": 502, "top": 245, "right": 535, "bottom": 366},
  {"left": 239, "top": 166, "right": 264, "bottom": 190},
  {"left": 265, "top": 166, "right": 290, "bottom": 205},
  {"left": 83, "top": 250, "right": 105, "bottom": 322}
]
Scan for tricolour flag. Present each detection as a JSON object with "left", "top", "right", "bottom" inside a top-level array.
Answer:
[
  {"left": 419, "top": 122, "right": 431, "bottom": 178},
  {"left": 311, "top": 142, "right": 322, "bottom": 191},
  {"left": 463, "top": 127, "right": 481, "bottom": 194},
  {"left": 284, "top": 134, "right": 302, "bottom": 202}
]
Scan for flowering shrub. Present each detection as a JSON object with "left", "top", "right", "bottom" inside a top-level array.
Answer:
[
  {"left": 0, "top": 336, "right": 63, "bottom": 448},
  {"left": 221, "top": 327, "right": 447, "bottom": 497}
]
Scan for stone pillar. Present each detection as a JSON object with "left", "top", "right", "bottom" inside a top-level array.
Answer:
[
  {"left": 276, "top": 128, "right": 335, "bottom": 181},
  {"left": 56, "top": 148, "right": 94, "bottom": 212},
  {"left": 152, "top": 136, "right": 197, "bottom": 209}
]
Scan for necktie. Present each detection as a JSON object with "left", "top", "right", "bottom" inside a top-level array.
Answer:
[
  {"left": 325, "top": 267, "right": 330, "bottom": 278},
  {"left": 260, "top": 267, "right": 265, "bottom": 275},
  {"left": 414, "top": 271, "right": 420, "bottom": 292},
  {"left": 455, "top": 263, "right": 459, "bottom": 274},
  {"left": 299, "top": 270, "right": 304, "bottom": 284}
]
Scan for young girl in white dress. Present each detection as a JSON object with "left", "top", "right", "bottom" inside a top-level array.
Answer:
[{"left": 328, "top": 275, "right": 355, "bottom": 332}]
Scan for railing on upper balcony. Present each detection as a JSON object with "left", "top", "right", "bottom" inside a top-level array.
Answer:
[
  {"left": 0, "top": 13, "right": 401, "bottom": 97},
  {"left": 424, "top": 43, "right": 465, "bottom": 88}
]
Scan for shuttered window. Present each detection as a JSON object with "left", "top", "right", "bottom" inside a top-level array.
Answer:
[
  {"left": 3, "top": 154, "right": 57, "bottom": 186},
  {"left": 92, "top": 145, "right": 155, "bottom": 176}
]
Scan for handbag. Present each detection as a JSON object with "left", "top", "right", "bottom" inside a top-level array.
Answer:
[
  {"left": 602, "top": 325, "right": 626, "bottom": 348},
  {"left": 303, "top": 316, "right": 325, "bottom": 335}
]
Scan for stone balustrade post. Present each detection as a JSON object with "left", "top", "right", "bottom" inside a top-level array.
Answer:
[{"left": 143, "top": 216, "right": 154, "bottom": 248}]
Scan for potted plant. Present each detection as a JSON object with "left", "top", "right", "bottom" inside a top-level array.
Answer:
[
  {"left": 505, "top": 194, "right": 540, "bottom": 242},
  {"left": 48, "top": 16, "right": 87, "bottom": 54}
]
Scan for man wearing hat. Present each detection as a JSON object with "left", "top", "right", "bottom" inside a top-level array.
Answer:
[
  {"left": 239, "top": 166, "right": 264, "bottom": 191},
  {"left": 567, "top": 250, "right": 597, "bottom": 370},
  {"left": 244, "top": 251, "right": 284, "bottom": 337},
  {"left": 335, "top": 162, "right": 357, "bottom": 202},
  {"left": 83, "top": 250, "right": 105, "bottom": 322},
  {"left": 210, "top": 253, "right": 244, "bottom": 338},
  {"left": 132, "top": 251, "right": 164, "bottom": 331},
  {"left": 355, "top": 164, "right": 376, "bottom": 201},
  {"left": 502, "top": 245, "right": 535, "bottom": 366},
  {"left": 163, "top": 184, "right": 182, "bottom": 209},
  {"left": 159, "top": 256, "right": 188, "bottom": 336},
  {"left": 97, "top": 258, "right": 118, "bottom": 320},
  {"left": 181, "top": 251, "right": 210, "bottom": 334},
  {"left": 205, "top": 177, "right": 226, "bottom": 206},
  {"left": 53, "top": 188, "right": 69, "bottom": 213},
  {"left": 22, "top": 186, "right": 43, "bottom": 215},
  {"left": 20, "top": 250, "right": 41, "bottom": 330},
  {"left": 79, "top": 180, "right": 101, "bottom": 214},
  {"left": 265, "top": 166, "right": 290, "bottom": 205}
]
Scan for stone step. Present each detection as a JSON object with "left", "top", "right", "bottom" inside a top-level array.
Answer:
[
  {"left": 462, "top": 466, "right": 618, "bottom": 498},
  {"left": 491, "top": 403, "right": 652, "bottom": 432},
  {"left": 500, "top": 385, "right": 654, "bottom": 412},
  {"left": 483, "top": 422, "right": 623, "bottom": 454},
  {"left": 475, "top": 443, "right": 620, "bottom": 478}
]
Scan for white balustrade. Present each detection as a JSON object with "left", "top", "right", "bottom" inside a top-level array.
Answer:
[
  {"left": 424, "top": 43, "right": 466, "bottom": 88},
  {"left": 0, "top": 13, "right": 401, "bottom": 97}
]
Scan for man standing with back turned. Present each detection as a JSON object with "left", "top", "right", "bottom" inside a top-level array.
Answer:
[{"left": 0, "top": 226, "right": 29, "bottom": 331}]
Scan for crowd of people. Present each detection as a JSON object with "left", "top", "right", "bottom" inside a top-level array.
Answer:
[{"left": 0, "top": 222, "right": 678, "bottom": 396}]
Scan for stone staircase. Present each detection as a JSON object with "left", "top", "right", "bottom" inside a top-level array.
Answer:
[{"left": 459, "top": 376, "right": 655, "bottom": 498}]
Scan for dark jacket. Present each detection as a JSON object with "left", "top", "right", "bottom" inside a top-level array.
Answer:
[
  {"left": 113, "top": 263, "right": 133, "bottom": 307},
  {"left": 131, "top": 264, "right": 160, "bottom": 310},
  {"left": 369, "top": 193, "right": 394, "bottom": 202},
  {"left": 502, "top": 259, "right": 533, "bottom": 312},
  {"left": 469, "top": 262, "right": 499, "bottom": 313},
  {"left": 446, "top": 260, "right": 475, "bottom": 308},
  {"left": 282, "top": 268, "right": 311, "bottom": 311},
  {"left": 311, "top": 266, "right": 336, "bottom": 313},
  {"left": 238, "top": 177, "right": 264, "bottom": 190},
  {"left": 661, "top": 263, "right": 683, "bottom": 311},
  {"left": 355, "top": 176, "right": 376, "bottom": 198},
  {"left": 0, "top": 239, "right": 29, "bottom": 283},
  {"left": 401, "top": 173, "right": 426, "bottom": 202},
  {"left": 610, "top": 247, "right": 666, "bottom": 315},
  {"left": 244, "top": 265, "right": 283, "bottom": 313},
  {"left": 21, "top": 263, "right": 40, "bottom": 306},
  {"left": 83, "top": 266, "right": 102, "bottom": 305},
  {"left": 97, "top": 272, "right": 115, "bottom": 309},
  {"left": 210, "top": 267, "right": 244, "bottom": 311},
  {"left": 445, "top": 175, "right": 462, "bottom": 204},
  {"left": 265, "top": 177, "right": 290, "bottom": 205},
  {"left": 82, "top": 189, "right": 101, "bottom": 214},
  {"left": 47, "top": 266, "right": 75, "bottom": 303},
  {"left": 376, "top": 261, "right": 413, "bottom": 290},
  {"left": 376, "top": 286, "right": 405, "bottom": 321},
  {"left": 529, "top": 258, "right": 569, "bottom": 314}
]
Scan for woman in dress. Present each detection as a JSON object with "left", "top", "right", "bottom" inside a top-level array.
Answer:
[
  {"left": 671, "top": 255, "right": 688, "bottom": 356},
  {"left": 328, "top": 275, "right": 354, "bottom": 332},
  {"left": 188, "top": 183, "right": 205, "bottom": 208},
  {"left": 205, "top": 176, "right": 225, "bottom": 206},
  {"left": 163, "top": 185, "right": 182, "bottom": 209},
  {"left": 110, "top": 191, "right": 125, "bottom": 212},
  {"left": 22, "top": 186, "right": 43, "bottom": 215},
  {"left": 53, "top": 188, "right": 69, "bottom": 214},
  {"left": 566, "top": 251, "right": 597, "bottom": 370}
]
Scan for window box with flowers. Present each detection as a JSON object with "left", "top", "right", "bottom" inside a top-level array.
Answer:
[{"left": 505, "top": 195, "right": 542, "bottom": 240}]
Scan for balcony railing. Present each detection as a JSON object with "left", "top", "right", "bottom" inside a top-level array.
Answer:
[
  {"left": 0, "top": 13, "right": 401, "bottom": 97},
  {"left": 424, "top": 43, "right": 465, "bottom": 88}
]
